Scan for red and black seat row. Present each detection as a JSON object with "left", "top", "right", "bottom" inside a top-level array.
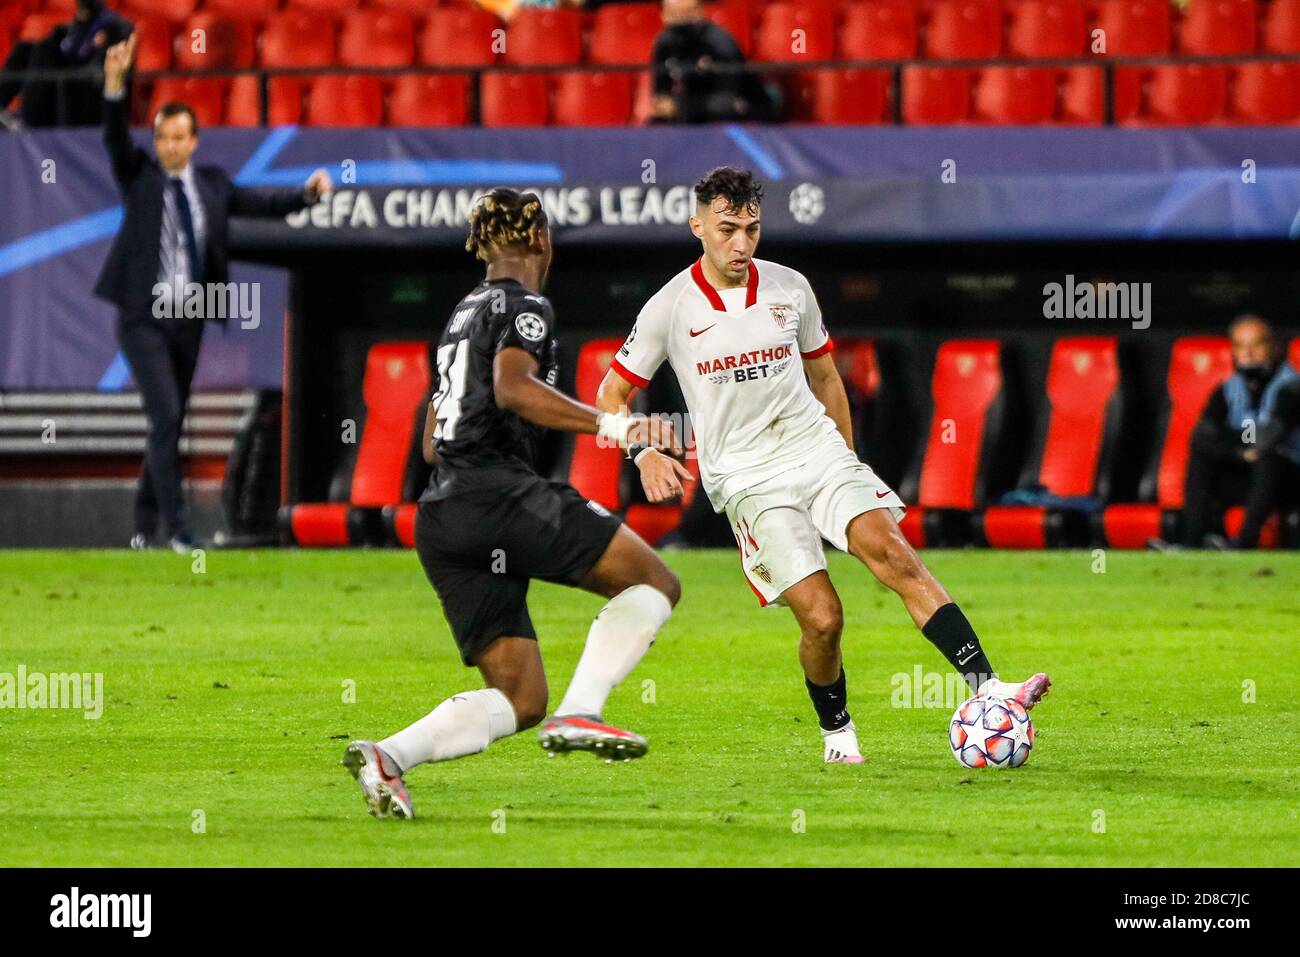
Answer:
[
  {"left": 278, "top": 334, "right": 1300, "bottom": 549},
  {"left": 900, "top": 334, "right": 1300, "bottom": 549}
]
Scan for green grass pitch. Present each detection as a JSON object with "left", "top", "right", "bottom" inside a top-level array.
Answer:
[{"left": 2, "top": 548, "right": 1297, "bottom": 867}]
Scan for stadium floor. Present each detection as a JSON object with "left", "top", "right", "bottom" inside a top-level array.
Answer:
[{"left": 2, "top": 549, "right": 1296, "bottom": 868}]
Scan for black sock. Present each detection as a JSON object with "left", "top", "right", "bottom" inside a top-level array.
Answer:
[
  {"left": 805, "top": 668, "right": 850, "bottom": 731},
  {"left": 921, "top": 603, "right": 995, "bottom": 694}
]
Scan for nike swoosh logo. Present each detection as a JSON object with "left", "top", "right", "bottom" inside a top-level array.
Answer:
[
  {"left": 957, "top": 652, "right": 977, "bottom": 666},
  {"left": 689, "top": 325, "right": 716, "bottom": 337},
  {"left": 875, "top": 490, "right": 892, "bottom": 499}
]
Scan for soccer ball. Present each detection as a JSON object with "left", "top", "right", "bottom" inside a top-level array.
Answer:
[{"left": 948, "top": 694, "right": 1034, "bottom": 769}]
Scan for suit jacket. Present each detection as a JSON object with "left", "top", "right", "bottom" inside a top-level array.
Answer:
[{"left": 93, "top": 95, "right": 313, "bottom": 320}]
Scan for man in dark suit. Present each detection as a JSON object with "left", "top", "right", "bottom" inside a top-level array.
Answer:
[{"left": 94, "top": 35, "right": 331, "bottom": 552}]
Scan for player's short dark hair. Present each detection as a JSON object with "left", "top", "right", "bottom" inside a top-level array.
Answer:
[
  {"left": 466, "top": 187, "right": 549, "bottom": 262},
  {"left": 694, "top": 167, "right": 763, "bottom": 216},
  {"left": 154, "top": 102, "right": 198, "bottom": 136}
]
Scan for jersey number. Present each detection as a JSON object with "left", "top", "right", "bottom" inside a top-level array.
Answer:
[{"left": 433, "top": 339, "right": 470, "bottom": 441}]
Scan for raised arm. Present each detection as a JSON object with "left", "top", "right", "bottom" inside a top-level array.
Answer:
[
  {"left": 102, "top": 35, "right": 145, "bottom": 188},
  {"left": 803, "top": 353, "right": 854, "bottom": 451}
]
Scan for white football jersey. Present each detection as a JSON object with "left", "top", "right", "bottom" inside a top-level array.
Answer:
[{"left": 612, "top": 257, "right": 838, "bottom": 510}]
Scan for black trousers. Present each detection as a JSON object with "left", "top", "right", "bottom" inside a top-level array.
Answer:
[
  {"left": 117, "top": 313, "right": 206, "bottom": 539},
  {"left": 1182, "top": 446, "right": 1300, "bottom": 548}
]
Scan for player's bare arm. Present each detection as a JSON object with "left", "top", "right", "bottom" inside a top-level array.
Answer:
[
  {"left": 596, "top": 368, "right": 694, "bottom": 503},
  {"left": 420, "top": 400, "right": 441, "bottom": 465},
  {"left": 803, "top": 353, "right": 854, "bottom": 451},
  {"left": 497, "top": 346, "right": 682, "bottom": 453}
]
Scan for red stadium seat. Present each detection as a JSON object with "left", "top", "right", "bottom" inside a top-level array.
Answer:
[
  {"left": 971, "top": 67, "right": 1058, "bottom": 124},
  {"left": 340, "top": 11, "right": 415, "bottom": 68},
  {"left": 224, "top": 74, "right": 262, "bottom": 126},
  {"left": 283, "top": 0, "right": 355, "bottom": 13},
  {"left": 503, "top": 8, "right": 582, "bottom": 65},
  {"left": 1290, "top": 337, "right": 1300, "bottom": 370},
  {"left": 924, "top": 0, "right": 1002, "bottom": 59},
  {"left": 122, "top": 0, "right": 198, "bottom": 23},
  {"left": 553, "top": 71, "right": 633, "bottom": 125},
  {"left": 282, "top": 342, "right": 433, "bottom": 547},
  {"left": 755, "top": 2, "right": 836, "bottom": 119},
  {"left": 480, "top": 71, "right": 549, "bottom": 125},
  {"left": 568, "top": 339, "right": 628, "bottom": 512},
  {"left": 419, "top": 8, "right": 501, "bottom": 66},
  {"left": 755, "top": 1, "right": 835, "bottom": 62},
  {"left": 1230, "top": 62, "right": 1300, "bottom": 123},
  {"left": 901, "top": 66, "right": 971, "bottom": 123},
  {"left": 1141, "top": 64, "right": 1228, "bottom": 124},
  {"left": 203, "top": 0, "right": 281, "bottom": 19},
  {"left": 1098, "top": 337, "right": 1232, "bottom": 547},
  {"left": 810, "top": 69, "right": 890, "bottom": 123},
  {"left": 898, "top": 340, "right": 1010, "bottom": 546},
  {"left": 266, "top": 76, "right": 306, "bottom": 124},
  {"left": 1007, "top": 0, "right": 1085, "bottom": 58},
  {"left": 1223, "top": 506, "right": 1281, "bottom": 548},
  {"left": 978, "top": 338, "right": 1122, "bottom": 548},
  {"left": 841, "top": 0, "right": 919, "bottom": 59},
  {"left": 389, "top": 74, "right": 470, "bottom": 126},
  {"left": 18, "top": 12, "right": 62, "bottom": 41},
  {"left": 1179, "top": 0, "right": 1257, "bottom": 55},
  {"left": 1060, "top": 66, "right": 1141, "bottom": 123},
  {"left": 590, "top": 3, "right": 662, "bottom": 65},
  {"left": 0, "top": 23, "right": 12, "bottom": 66},
  {"left": 131, "top": 16, "right": 173, "bottom": 73},
  {"left": 371, "top": 0, "right": 445, "bottom": 13},
  {"left": 703, "top": 1, "right": 753, "bottom": 58},
  {"left": 262, "top": 11, "right": 337, "bottom": 68},
  {"left": 630, "top": 68, "right": 655, "bottom": 124},
  {"left": 307, "top": 74, "right": 384, "bottom": 127},
  {"left": 1264, "top": 0, "right": 1300, "bottom": 52},
  {"left": 147, "top": 77, "right": 225, "bottom": 128},
  {"left": 229, "top": 74, "right": 311, "bottom": 126},
  {"left": 1093, "top": 0, "right": 1171, "bottom": 54},
  {"left": 175, "top": 14, "right": 255, "bottom": 71},
  {"left": 832, "top": 337, "right": 893, "bottom": 468}
]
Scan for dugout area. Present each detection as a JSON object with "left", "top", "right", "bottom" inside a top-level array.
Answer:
[{"left": 255, "top": 235, "right": 1300, "bottom": 550}]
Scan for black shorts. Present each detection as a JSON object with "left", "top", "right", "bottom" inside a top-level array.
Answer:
[{"left": 414, "top": 473, "right": 624, "bottom": 665}]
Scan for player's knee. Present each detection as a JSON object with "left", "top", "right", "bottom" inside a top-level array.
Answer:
[
  {"left": 509, "top": 686, "right": 549, "bottom": 730},
  {"left": 656, "top": 569, "right": 682, "bottom": 607},
  {"left": 802, "top": 603, "right": 843, "bottom": 647}
]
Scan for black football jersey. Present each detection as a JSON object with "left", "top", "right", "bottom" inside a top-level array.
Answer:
[{"left": 424, "top": 277, "right": 560, "bottom": 491}]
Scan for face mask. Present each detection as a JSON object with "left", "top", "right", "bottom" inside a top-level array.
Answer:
[{"left": 1239, "top": 362, "right": 1276, "bottom": 389}]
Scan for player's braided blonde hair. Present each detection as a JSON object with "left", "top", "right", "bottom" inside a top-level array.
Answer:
[{"left": 465, "top": 188, "right": 548, "bottom": 261}]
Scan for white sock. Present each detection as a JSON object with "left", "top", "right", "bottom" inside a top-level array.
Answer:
[
  {"left": 555, "top": 584, "right": 673, "bottom": 718},
  {"left": 378, "top": 688, "right": 517, "bottom": 772}
]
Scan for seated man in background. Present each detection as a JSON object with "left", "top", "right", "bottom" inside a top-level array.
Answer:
[
  {"left": 0, "top": 0, "right": 132, "bottom": 128},
  {"left": 650, "top": 0, "right": 775, "bottom": 123},
  {"left": 1180, "top": 315, "right": 1300, "bottom": 549}
]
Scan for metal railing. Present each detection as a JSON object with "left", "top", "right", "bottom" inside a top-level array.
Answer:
[{"left": 3, "top": 51, "right": 1299, "bottom": 127}]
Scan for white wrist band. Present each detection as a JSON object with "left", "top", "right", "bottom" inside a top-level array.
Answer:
[
  {"left": 596, "top": 412, "right": 634, "bottom": 448},
  {"left": 632, "top": 447, "right": 654, "bottom": 466}
]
